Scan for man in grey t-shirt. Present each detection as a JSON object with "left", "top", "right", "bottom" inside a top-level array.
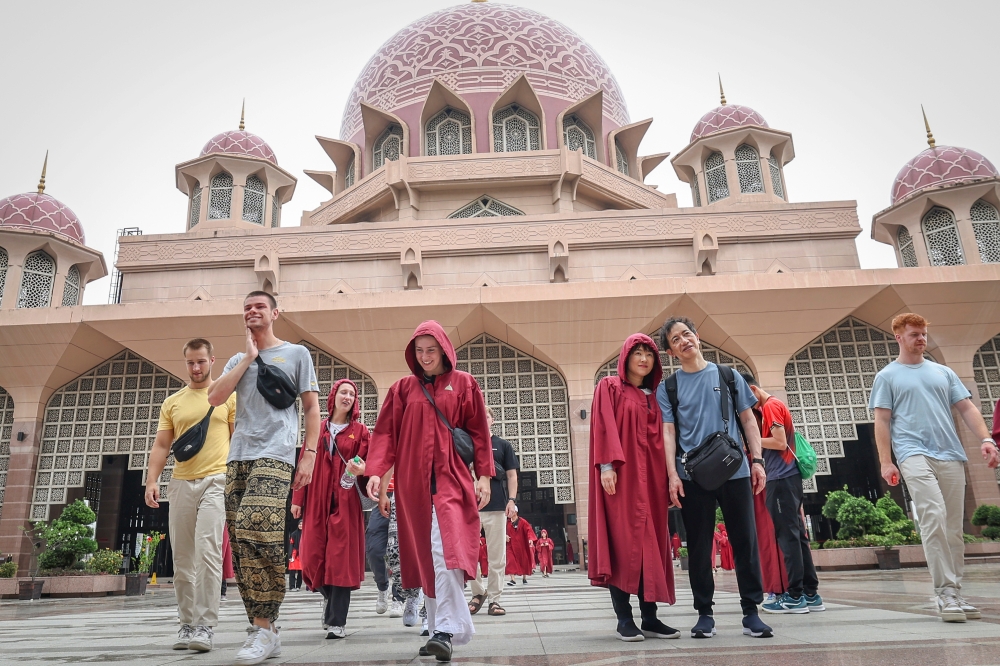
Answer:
[
  {"left": 870, "top": 313, "right": 998, "bottom": 623},
  {"left": 209, "top": 291, "right": 320, "bottom": 664}
]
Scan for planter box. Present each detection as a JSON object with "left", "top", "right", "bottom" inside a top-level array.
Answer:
[
  {"left": 18, "top": 580, "right": 44, "bottom": 600},
  {"left": 0, "top": 575, "right": 127, "bottom": 599},
  {"left": 812, "top": 542, "right": 1000, "bottom": 571},
  {"left": 0, "top": 578, "right": 15, "bottom": 598},
  {"left": 125, "top": 573, "right": 148, "bottom": 596}
]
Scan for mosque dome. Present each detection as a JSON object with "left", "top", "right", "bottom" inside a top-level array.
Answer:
[
  {"left": 200, "top": 130, "right": 277, "bottom": 165},
  {"left": 0, "top": 191, "right": 85, "bottom": 244},
  {"left": 890, "top": 145, "right": 998, "bottom": 204},
  {"left": 339, "top": 1, "right": 630, "bottom": 142},
  {"left": 690, "top": 104, "right": 769, "bottom": 143}
]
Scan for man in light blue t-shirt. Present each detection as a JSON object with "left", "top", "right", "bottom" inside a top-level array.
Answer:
[{"left": 870, "top": 313, "right": 999, "bottom": 623}]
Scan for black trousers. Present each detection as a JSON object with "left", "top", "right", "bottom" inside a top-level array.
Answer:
[
  {"left": 365, "top": 508, "right": 390, "bottom": 593},
  {"left": 321, "top": 585, "right": 352, "bottom": 628},
  {"left": 609, "top": 575, "right": 658, "bottom": 625},
  {"left": 680, "top": 476, "right": 763, "bottom": 616},
  {"left": 287, "top": 570, "right": 302, "bottom": 589},
  {"left": 765, "top": 475, "right": 819, "bottom": 598}
]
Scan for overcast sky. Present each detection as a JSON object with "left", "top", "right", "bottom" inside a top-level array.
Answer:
[{"left": 2, "top": 0, "right": 998, "bottom": 305}]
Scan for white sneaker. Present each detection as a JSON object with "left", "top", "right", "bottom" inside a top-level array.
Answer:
[
  {"left": 234, "top": 626, "right": 281, "bottom": 665},
  {"left": 956, "top": 595, "right": 981, "bottom": 620},
  {"left": 188, "top": 625, "right": 213, "bottom": 652},
  {"left": 173, "top": 624, "right": 193, "bottom": 650},
  {"left": 389, "top": 600, "right": 404, "bottom": 618},
  {"left": 326, "top": 626, "right": 346, "bottom": 639},
  {"left": 375, "top": 589, "right": 389, "bottom": 614},
  {"left": 935, "top": 594, "right": 967, "bottom": 623},
  {"left": 403, "top": 595, "right": 421, "bottom": 626}
]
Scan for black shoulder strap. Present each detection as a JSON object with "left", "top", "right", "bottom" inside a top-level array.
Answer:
[
  {"left": 418, "top": 381, "right": 455, "bottom": 432},
  {"left": 717, "top": 365, "right": 748, "bottom": 446},
  {"left": 665, "top": 373, "right": 679, "bottom": 429}
]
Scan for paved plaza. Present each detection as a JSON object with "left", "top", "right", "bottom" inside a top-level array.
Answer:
[{"left": 1, "top": 564, "right": 999, "bottom": 665}]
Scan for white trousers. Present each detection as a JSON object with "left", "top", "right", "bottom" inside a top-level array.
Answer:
[
  {"left": 470, "top": 510, "right": 507, "bottom": 604},
  {"left": 425, "top": 508, "right": 475, "bottom": 646},
  {"left": 167, "top": 474, "right": 225, "bottom": 627},
  {"left": 899, "top": 455, "right": 966, "bottom": 595}
]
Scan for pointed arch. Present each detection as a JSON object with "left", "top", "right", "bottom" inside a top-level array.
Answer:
[
  {"left": 768, "top": 151, "right": 785, "bottom": 199},
  {"left": 188, "top": 184, "right": 202, "bottom": 229},
  {"left": 31, "top": 350, "right": 186, "bottom": 521},
  {"left": 455, "top": 334, "right": 574, "bottom": 504},
  {"left": 61, "top": 264, "right": 81, "bottom": 306},
  {"left": 0, "top": 246, "right": 8, "bottom": 307},
  {"left": 897, "top": 226, "right": 918, "bottom": 267},
  {"left": 562, "top": 114, "right": 596, "bottom": 159},
  {"left": 922, "top": 206, "right": 964, "bottom": 266},
  {"left": 556, "top": 89, "right": 603, "bottom": 161},
  {"left": 373, "top": 124, "right": 404, "bottom": 170},
  {"left": 735, "top": 144, "right": 764, "bottom": 193},
  {"left": 704, "top": 151, "right": 729, "bottom": 203},
  {"left": 420, "top": 79, "right": 476, "bottom": 156},
  {"left": 971, "top": 199, "right": 1000, "bottom": 264},
  {"left": 595, "top": 340, "right": 750, "bottom": 385},
  {"left": 0, "top": 385, "right": 13, "bottom": 519},
  {"left": 17, "top": 249, "right": 56, "bottom": 308},
  {"left": 489, "top": 75, "right": 546, "bottom": 152},
  {"left": 297, "top": 342, "right": 380, "bottom": 433},
  {"left": 448, "top": 195, "right": 524, "bottom": 219},
  {"left": 208, "top": 171, "right": 233, "bottom": 220},
  {"left": 242, "top": 174, "right": 267, "bottom": 225}
]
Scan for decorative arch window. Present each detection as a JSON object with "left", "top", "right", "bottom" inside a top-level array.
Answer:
[
  {"left": 0, "top": 247, "right": 7, "bottom": 307},
  {"left": 188, "top": 185, "right": 202, "bottom": 229},
  {"left": 61, "top": 265, "right": 81, "bottom": 306},
  {"left": 922, "top": 207, "right": 965, "bottom": 266},
  {"left": 493, "top": 104, "right": 540, "bottom": 153},
  {"left": 208, "top": 172, "right": 233, "bottom": 220},
  {"left": 271, "top": 196, "right": 280, "bottom": 228},
  {"left": 735, "top": 144, "right": 764, "bottom": 193},
  {"left": 242, "top": 175, "right": 266, "bottom": 225},
  {"left": 690, "top": 178, "right": 702, "bottom": 207},
  {"left": 970, "top": 199, "right": 1000, "bottom": 264},
  {"left": 562, "top": 114, "right": 595, "bottom": 159},
  {"left": 373, "top": 124, "right": 403, "bottom": 169},
  {"left": 768, "top": 152, "right": 785, "bottom": 199},
  {"left": 448, "top": 195, "right": 525, "bottom": 219},
  {"left": 344, "top": 158, "right": 356, "bottom": 188},
  {"left": 615, "top": 141, "right": 629, "bottom": 176},
  {"left": 897, "top": 227, "right": 918, "bottom": 267},
  {"left": 17, "top": 250, "right": 56, "bottom": 309},
  {"left": 704, "top": 152, "right": 729, "bottom": 203},
  {"left": 426, "top": 108, "right": 472, "bottom": 156}
]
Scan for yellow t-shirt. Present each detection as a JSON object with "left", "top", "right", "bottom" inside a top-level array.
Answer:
[{"left": 157, "top": 386, "right": 236, "bottom": 480}]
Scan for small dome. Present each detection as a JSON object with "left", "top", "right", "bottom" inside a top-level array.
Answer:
[
  {"left": 891, "top": 145, "right": 998, "bottom": 204},
  {"left": 200, "top": 130, "right": 277, "bottom": 165},
  {"left": 0, "top": 191, "right": 85, "bottom": 244},
  {"left": 690, "top": 104, "right": 768, "bottom": 143}
]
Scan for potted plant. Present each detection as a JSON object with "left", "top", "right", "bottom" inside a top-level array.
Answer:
[
  {"left": 819, "top": 487, "right": 918, "bottom": 569},
  {"left": 679, "top": 547, "right": 689, "bottom": 571},
  {"left": 17, "top": 523, "right": 49, "bottom": 600},
  {"left": 126, "top": 531, "right": 162, "bottom": 596}
]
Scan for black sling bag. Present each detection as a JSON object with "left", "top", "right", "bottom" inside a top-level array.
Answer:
[
  {"left": 170, "top": 407, "right": 215, "bottom": 462},
  {"left": 418, "top": 382, "right": 476, "bottom": 466}
]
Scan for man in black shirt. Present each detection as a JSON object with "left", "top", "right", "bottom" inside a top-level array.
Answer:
[{"left": 468, "top": 406, "right": 519, "bottom": 617}]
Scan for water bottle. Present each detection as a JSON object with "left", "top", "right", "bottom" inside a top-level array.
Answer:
[{"left": 340, "top": 456, "right": 362, "bottom": 489}]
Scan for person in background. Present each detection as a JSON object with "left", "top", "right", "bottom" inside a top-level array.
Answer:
[
  {"left": 505, "top": 515, "right": 536, "bottom": 585},
  {"left": 287, "top": 521, "right": 302, "bottom": 591},
  {"left": 536, "top": 530, "right": 554, "bottom": 577},
  {"left": 671, "top": 533, "right": 682, "bottom": 561},
  {"left": 713, "top": 524, "right": 734, "bottom": 571},
  {"left": 478, "top": 533, "right": 489, "bottom": 584}
]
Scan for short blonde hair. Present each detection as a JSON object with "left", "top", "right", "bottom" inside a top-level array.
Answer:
[
  {"left": 486, "top": 406, "right": 498, "bottom": 420},
  {"left": 891, "top": 313, "right": 929, "bottom": 334}
]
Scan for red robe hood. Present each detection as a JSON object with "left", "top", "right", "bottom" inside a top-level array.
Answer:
[
  {"left": 405, "top": 320, "right": 456, "bottom": 377},
  {"left": 616, "top": 333, "right": 663, "bottom": 390}
]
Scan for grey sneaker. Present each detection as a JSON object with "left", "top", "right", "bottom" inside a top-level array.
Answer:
[
  {"left": 389, "top": 600, "right": 404, "bottom": 618},
  {"left": 173, "top": 624, "right": 193, "bottom": 650},
  {"left": 956, "top": 596, "right": 981, "bottom": 620},
  {"left": 188, "top": 625, "right": 214, "bottom": 652},
  {"left": 403, "top": 596, "right": 421, "bottom": 627},
  {"left": 936, "top": 594, "right": 967, "bottom": 623},
  {"left": 375, "top": 589, "right": 389, "bottom": 614}
]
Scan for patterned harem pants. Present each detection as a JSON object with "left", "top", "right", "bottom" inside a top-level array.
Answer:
[
  {"left": 226, "top": 458, "right": 293, "bottom": 623},
  {"left": 386, "top": 494, "right": 421, "bottom": 600}
]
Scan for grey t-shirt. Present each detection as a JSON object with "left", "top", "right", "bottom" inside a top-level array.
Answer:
[
  {"left": 868, "top": 360, "right": 971, "bottom": 464},
  {"left": 656, "top": 362, "right": 756, "bottom": 481},
  {"left": 224, "top": 341, "right": 318, "bottom": 466}
]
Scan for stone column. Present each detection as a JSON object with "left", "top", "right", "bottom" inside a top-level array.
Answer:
[{"left": 0, "top": 395, "right": 46, "bottom": 574}]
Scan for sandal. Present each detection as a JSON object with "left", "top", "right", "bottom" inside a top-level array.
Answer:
[
  {"left": 488, "top": 603, "right": 506, "bottom": 616},
  {"left": 468, "top": 594, "right": 486, "bottom": 615}
]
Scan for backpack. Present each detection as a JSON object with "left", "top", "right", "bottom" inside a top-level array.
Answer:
[{"left": 791, "top": 432, "right": 818, "bottom": 480}]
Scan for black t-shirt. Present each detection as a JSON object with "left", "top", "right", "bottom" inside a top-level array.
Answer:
[{"left": 482, "top": 435, "right": 519, "bottom": 512}]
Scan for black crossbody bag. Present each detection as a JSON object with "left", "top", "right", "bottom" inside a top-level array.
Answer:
[
  {"left": 170, "top": 407, "right": 215, "bottom": 462},
  {"left": 665, "top": 365, "right": 748, "bottom": 491},
  {"left": 254, "top": 356, "right": 298, "bottom": 410},
  {"left": 418, "top": 382, "right": 476, "bottom": 466}
]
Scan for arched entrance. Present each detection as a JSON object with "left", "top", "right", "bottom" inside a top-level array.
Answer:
[
  {"left": 0, "top": 386, "right": 13, "bottom": 520},
  {"left": 972, "top": 333, "right": 1000, "bottom": 483}
]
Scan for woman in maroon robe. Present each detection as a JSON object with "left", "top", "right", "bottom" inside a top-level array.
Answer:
[
  {"left": 536, "top": 529, "right": 554, "bottom": 577},
  {"left": 478, "top": 534, "right": 489, "bottom": 580},
  {"left": 714, "top": 524, "right": 735, "bottom": 571},
  {"left": 366, "top": 321, "right": 494, "bottom": 662},
  {"left": 754, "top": 491, "right": 789, "bottom": 594},
  {"left": 589, "top": 333, "right": 678, "bottom": 642},
  {"left": 505, "top": 516, "right": 536, "bottom": 584},
  {"left": 291, "top": 378, "right": 369, "bottom": 639}
]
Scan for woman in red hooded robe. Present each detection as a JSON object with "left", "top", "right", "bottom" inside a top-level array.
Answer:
[
  {"left": 366, "top": 321, "right": 494, "bottom": 662},
  {"left": 589, "top": 334, "right": 678, "bottom": 642},
  {"left": 291, "top": 379, "right": 369, "bottom": 639},
  {"left": 478, "top": 533, "right": 489, "bottom": 581},
  {"left": 505, "top": 516, "right": 536, "bottom": 584},
  {"left": 536, "top": 529, "right": 554, "bottom": 577},
  {"left": 713, "top": 524, "right": 735, "bottom": 571}
]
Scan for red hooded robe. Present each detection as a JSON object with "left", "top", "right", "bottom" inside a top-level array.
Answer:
[
  {"left": 714, "top": 524, "right": 735, "bottom": 570},
  {"left": 505, "top": 517, "right": 536, "bottom": 576},
  {"left": 588, "top": 333, "right": 675, "bottom": 604},
  {"left": 366, "top": 321, "right": 494, "bottom": 595},
  {"left": 291, "top": 378, "right": 370, "bottom": 590},
  {"left": 478, "top": 536, "right": 489, "bottom": 577},
  {"left": 536, "top": 533, "right": 554, "bottom": 574}
]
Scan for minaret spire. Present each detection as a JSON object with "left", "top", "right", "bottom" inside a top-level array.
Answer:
[
  {"left": 37, "top": 151, "right": 48, "bottom": 194},
  {"left": 921, "top": 105, "right": 935, "bottom": 148},
  {"left": 718, "top": 74, "right": 727, "bottom": 106},
  {"left": 239, "top": 99, "right": 246, "bottom": 131}
]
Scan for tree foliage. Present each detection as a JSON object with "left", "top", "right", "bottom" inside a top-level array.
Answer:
[
  {"left": 34, "top": 500, "right": 97, "bottom": 570},
  {"left": 821, "top": 488, "right": 918, "bottom": 547}
]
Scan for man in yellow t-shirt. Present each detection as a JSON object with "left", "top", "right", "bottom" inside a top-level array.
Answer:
[{"left": 145, "top": 338, "right": 236, "bottom": 653}]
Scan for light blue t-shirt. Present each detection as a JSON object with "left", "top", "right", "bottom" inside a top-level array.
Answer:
[
  {"left": 868, "top": 360, "right": 971, "bottom": 463},
  {"left": 656, "top": 362, "right": 757, "bottom": 480}
]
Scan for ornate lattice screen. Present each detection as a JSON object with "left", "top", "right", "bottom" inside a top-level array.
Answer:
[
  {"left": 0, "top": 387, "right": 13, "bottom": 519},
  {"left": 297, "top": 342, "right": 380, "bottom": 440},
  {"left": 32, "top": 351, "right": 184, "bottom": 521},
  {"left": 735, "top": 144, "right": 764, "bottom": 193},
  {"left": 448, "top": 196, "right": 524, "bottom": 219},
  {"left": 972, "top": 333, "right": 1000, "bottom": 482},
  {"left": 455, "top": 335, "right": 574, "bottom": 503},
  {"left": 705, "top": 152, "right": 729, "bottom": 203}
]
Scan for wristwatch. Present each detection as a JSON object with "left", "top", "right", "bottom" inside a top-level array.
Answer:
[{"left": 752, "top": 458, "right": 765, "bottom": 467}]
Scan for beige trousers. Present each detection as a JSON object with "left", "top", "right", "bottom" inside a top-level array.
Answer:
[
  {"left": 898, "top": 455, "right": 966, "bottom": 595},
  {"left": 167, "top": 473, "right": 226, "bottom": 627},
  {"left": 470, "top": 510, "right": 507, "bottom": 604}
]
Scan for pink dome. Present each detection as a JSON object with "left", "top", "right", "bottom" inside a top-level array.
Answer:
[
  {"left": 690, "top": 104, "right": 768, "bottom": 143},
  {"left": 891, "top": 146, "right": 998, "bottom": 204},
  {"left": 340, "top": 2, "right": 629, "bottom": 141},
  {"left": 200, "top": 130, "right": 277, "bottom": 165},
  {"left": 0, "top": 192, "right": 85, "bottom": 244}
]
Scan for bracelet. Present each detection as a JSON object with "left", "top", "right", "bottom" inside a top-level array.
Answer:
[
  {"left": 304, "top": 448, "right": 317, "bottom": 454},
  {"left": 982, "top": 438, "right": 996, "bottom": 445}
]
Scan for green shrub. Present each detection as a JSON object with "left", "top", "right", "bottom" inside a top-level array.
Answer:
[
  {"left": 85, "top": 549, "right": 124, "bottom": 575},
  {"left": 822, "top": 539, "right": 852, "bottom": 549},
  {"left": 0, "top": 561, "right": 16, "bottom": 578},
  {"left": 821, "top": 487, "right": 853, "bottom": 521},
  {"left": 835, "top": 496, "right": 889, "bottom": 539},
  {"left": 35, "top": 500, "right": 97, "bottom": 571},
  {"left": 678, "top": 547, "right": 688, "bottom": 558},
  {"left": 876, "top": 494, "right": 907, "bottom": 522},
  {"left": 715, "top": 506, "right": 724, "bottom": 525},
  {"left": 809, "top": 541, "right": 821, "bottom": 550},
  {"left": 983, "top": 526, "right": 1000, "bottom": 540},
  {"left": 971, "top": 504, "right": 1000, "bottom": 527}
]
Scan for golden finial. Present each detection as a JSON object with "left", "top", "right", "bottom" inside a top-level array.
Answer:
[
  {"left": 239, "top": 99, "right": 246, "bottom": 131},
  {"left": 921, "top": 105, "right": 935, "bottom": 148},
  {"left": 718, "top": 74, "right": 726, "bottom": 106},
  {"left": 37, "top": 150, "right": 48, "bottom": 194},
  {"left": 471, "top": 0, "right": 488, "bottom": 3}
]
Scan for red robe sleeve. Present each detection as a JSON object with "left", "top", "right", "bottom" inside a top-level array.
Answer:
[
  {"left": 367, "top": 383, "right": 403, "bottom": 480},
  {"left": 587, "top": 378, "right": 623, "bottom": 586}
]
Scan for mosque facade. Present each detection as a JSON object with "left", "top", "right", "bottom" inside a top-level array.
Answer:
[{"left": 2, "top": 1, "right": 1000, "bottom": 569}]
